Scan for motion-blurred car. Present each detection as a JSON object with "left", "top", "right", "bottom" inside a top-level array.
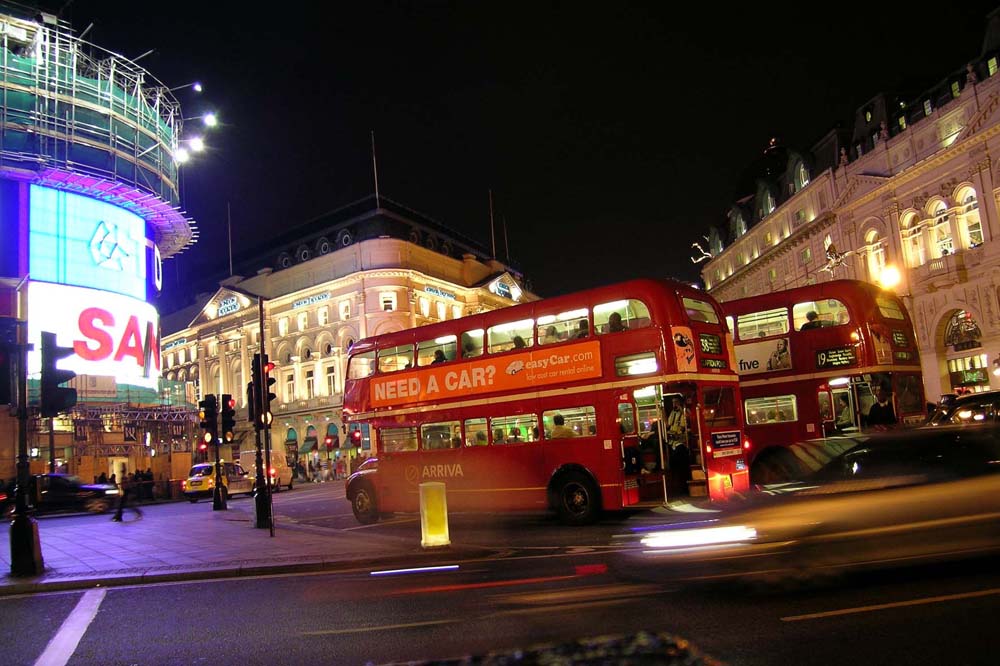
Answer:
[
  {"left": 926, "top": 389, "right": 1000, "bottom": 426},
  {"left": 182, "top": 462, "right": 253, "bottom": 502},
  {"left": 3, "top": 474, "right": 118, "bottom": 517},
  {"left": 635, "top": 425, "right": 1000, "bottom": 583}
]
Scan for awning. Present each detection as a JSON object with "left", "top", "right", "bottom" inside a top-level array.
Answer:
[{"left": 298, "top": 438, "right": 318, "bottom": 454}]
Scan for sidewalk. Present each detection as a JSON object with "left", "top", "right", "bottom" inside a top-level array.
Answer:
[{"left": 0, "top": 500, "right": 495, "bottom": 596}]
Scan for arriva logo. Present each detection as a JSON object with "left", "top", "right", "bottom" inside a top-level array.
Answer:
[{"left": 405, "top": 463, "right": 465, "bottom": 484}]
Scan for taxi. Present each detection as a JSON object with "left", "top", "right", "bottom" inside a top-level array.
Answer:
[{"left": 183, "top": 461, "right": 253, "bottom": 502}]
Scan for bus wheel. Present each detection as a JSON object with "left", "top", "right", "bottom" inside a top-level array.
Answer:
[
  {"left": 351, "top": 484, "right": 379, "bottom": 524},
  {"left": 554, "top": 472, "right": 600, "bottom": 525}
]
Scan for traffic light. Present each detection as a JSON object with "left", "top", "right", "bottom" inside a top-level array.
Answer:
[
  {"left": 246, "top": 381, "right": 256, "bottom": 425},
  {"left": 350, "top": 428, "right": 362, "bottom": 447},
  {"left": 40, "top": 331, "right": 77, "bottom": 418},
  {"left": 221, "top": 394, "right": 236, "bottom": 442},
  {"left": 251, "top": 352, "right": 276, "bottom": 429},
  {"left": 198, "top": 394, "right": 218, "bottom": 446},
  {"left": 261, "top": 354, "right": 276, "bottom": 421}
]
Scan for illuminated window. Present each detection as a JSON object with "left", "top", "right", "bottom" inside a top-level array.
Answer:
[
  {"left": 923, "top": 100, "right": 933, "bottom": 117},
  {"left": 325, "top": 364, "right": 337, "bottom": 395},
  {"left": 990, "top": 57, "right": 998, "bottom": 77},
  {"left": 903, "top": 215, "right": 926, "bottom": 267},
  {"left": 347, "top": 351, "right": 375, "bottom": 379},
  {"left": 318, "top": 307, "right": 329, "bottom": 326},
  {"left": 278, "top": 318, "right": 289, "bottom": 337},
  {"left": 932, "top": 203, "right": 953, "bottom": 256},
  {"left": 864, "top": 109, "right": 872, "bottom": 123},
  {"left": 615, "top": 352, "right": 658, "bottom": 376},
  {"left": 452, "top": 304, "right": 462, "bottom": 319},
  {"left": 617, "top": 402, "right": 636, "bottom": 434},
  {"left": 416, "top": 335, "right": 458, "bottom": 366},
  {"left": 744, "top": 394, "right": 798, "bottom": 425},
  {"left": 379, "top": 426, "right": 418, "bottom": 453},
  {"left": 297, "top": 312, "right": 308, "bottom": 332},
  {"left": 464, "top": 418, "right": 489, "bottom": 446},
  {"left": 305, "top": 370, "right": 315, "bottom": 399},
  {"left": 377, "top": 344, "right": 413, "bottom": 373},
  {"left": 800, "top": 248, "right": 812, "bottom": 265},
  {"left": 339, "top": 300, "right": 351, "bottom": 321},
  {"left": 951, "top": 81, "right": 961, "bottom": 98},
  {"left": 681, "top": 297, "right": 718, "bottom": 324},
  {"left": 421, "top": 421, "right": 462, "bottom": 450},
  {"left": 865, "top": 230, "right": 886, "bottom": 281},
  {"left": 436, "top": 302, "right": 447, "bottom": 320},
  {"left": 487, "top": 319, "right": 534, "bottom": 353},
  {"left": 380, "top": 292, "right": 397, "bottom": 312},
  {"left": 898, "top": 116, "right": 907, "bottom": 131},
  {"left": 960, "top": 191, "right": 983, "bottom": 248},
  {"left": 538, "top": 308, "right": 589, "bottom": 344},
  {"left": 876, "top": 296, "right": 905, "bottom": 320},
  {"left": 461, "top": 329, "right": 484, "bottom": 358},
  {"left": 283, "top": 372, "right": 295, "bottom": 403},
  {"left": 542, "top": 406, "right": 596, "bottom": 439},
  {"left": 768, "top": 268, "right": 777, "bottom": 282},
  {"left": 765, "top": 231, "right": 773, "bottom": 246},
  {"left": 737, "top": 307, "right": 789, "bottom": 339},
  {"left": 793, "top": 299, "right": 849, "bottom": 329},
  {"left": 796, "top": 162, "right": 810, "bottom": 190},
  {"left": 489, "top": 414, "right": 538, "bottom": 445},
  {"left": 419, "top": 298, "right": 430, "bottom": 318},
  {"left": 595, "top": 299, "right": 652, "bottom": 333}
]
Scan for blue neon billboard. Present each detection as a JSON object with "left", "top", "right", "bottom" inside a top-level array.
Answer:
[{"left": 29, "top": 185, "right": 152, "bottom": 301}]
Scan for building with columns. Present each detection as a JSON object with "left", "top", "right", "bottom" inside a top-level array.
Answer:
[
  {"left": 160, "top": 196, "right": 533, "bottom": 474},
  {"left": 699, "top": 11, "right": 1000, "bottom": 403}
]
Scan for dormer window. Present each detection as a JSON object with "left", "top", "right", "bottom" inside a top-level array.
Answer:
[
  {"left": 864, "top": 109, "right": 872, "bottom": 123},
  {"left": 795, "top": 162, "right": 810, "bottom": 190}
]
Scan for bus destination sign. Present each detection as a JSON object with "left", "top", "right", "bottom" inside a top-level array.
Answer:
[{"left": 816, "top": 346, "right": 856, "bottom": 369}]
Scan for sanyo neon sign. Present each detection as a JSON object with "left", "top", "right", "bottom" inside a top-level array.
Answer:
[{"left": 27, "top": 281, "right": 161, "bottom": 389}]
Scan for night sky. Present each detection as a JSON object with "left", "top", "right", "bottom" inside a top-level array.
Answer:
[{"left": 48, "top": 1, "right": 1000, "bottom": 304}]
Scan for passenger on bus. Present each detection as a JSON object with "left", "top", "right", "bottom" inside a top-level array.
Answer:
[
  {"left": 836, "top": 394, "right": 854, "bottom": 430},
  {"left": 575, "top": 320, "right": 590, "bottom": 338},
  {"left": 473, "top": 431, "right": 488, "bottom": 446},
  {"left": 513, "top": 335, "right": 527, "bottom": 349},
  {"left": 507, "top": 427, "right": 522, "bottom": 443},
  {"left": 550, "top": 414, "right": 576, "bottom": 438},
  {"left": 493, "top": 429, "right": 504, "bottom": 443},
  {"left": 866, "top": 385, "right": 897, "bottom": 429},
  {"left": 800, "top": 311, "right": 822, "bottom": 330},
  {"left": 544, "top": 326, "right": 561, "bottom": 344},
  {"left": 432, "top": 349, "right": 447, "bottom": 364},
  {"left": 608, "top": 312, "right": 627, "bottom": 333}
]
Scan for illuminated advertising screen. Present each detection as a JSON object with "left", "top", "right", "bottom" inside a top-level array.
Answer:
[
  {"left": 29, "top": 185, "right": 154, "bottom": 301},
  {"left": 27, "top": 281, "right": 161, "bottom": 389}
]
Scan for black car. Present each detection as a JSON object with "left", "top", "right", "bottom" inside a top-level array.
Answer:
[
  {"left": 3, "top": 474, "right": 119, "bottom": 516},
  {"left": 927, "top": 389, "right": 1000, "bottom": 426}
]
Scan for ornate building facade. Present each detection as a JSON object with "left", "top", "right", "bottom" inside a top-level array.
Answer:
[
  {"left": 700, "top": 12, "right": 1000, "bottom": 402},
  {"left": 160, "top": 197, "right": 532, "bottom": 474}
]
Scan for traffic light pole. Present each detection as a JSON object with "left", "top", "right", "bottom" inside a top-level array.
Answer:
[
  {"left": 48, "top": 417, "right": 55, "bottom": 473},
  {"left": 212, "top": 434, "right": 227, "bottom": 511},
  {"left": 10, "top": 319, "right": 43, "bottom": 576},
  {"left": 254, "top": 297, "right": 273, "bottom": 535}
]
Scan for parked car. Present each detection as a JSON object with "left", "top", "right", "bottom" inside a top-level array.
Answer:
[
  {"left": 634, "top": 425, "right": 1000, "bottom": 583},
  {"left": 3, "top": 474, "right": 118, "bottom": 517},
  {"left": 183, "top": 462, "right": 253, "bottom": 502}
]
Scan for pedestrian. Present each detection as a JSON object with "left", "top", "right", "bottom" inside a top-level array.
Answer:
[
  {"left": 112, "top": 473, "right": 142, "bottom": 522},
  {"left": 98, "top": 472, "right": 108, "bottom": 485},
  {"left": 866, "top": 384, "right": 897, "bottom": 430}
]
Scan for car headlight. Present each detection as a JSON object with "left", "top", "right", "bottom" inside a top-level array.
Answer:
[{"left": 641, "top": 525, "right": 757, "bottom": 550}]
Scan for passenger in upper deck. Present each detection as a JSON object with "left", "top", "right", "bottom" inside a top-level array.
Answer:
[
  {"left": 800, "top": 311, "right": 822, "bottom": 330},
  {"left": 575, "top": 320, "right": 590, "bottom": 338},
  {"left": 513, "top": 335, "right": 527, "bottom": 349},
  {"left": 432, "top": 349, "right": 447, "bottom": 364},
  {"left": 608, "top": 312, "right": 628, "bottom": 333},
  {"left": 543, "top": 326, "right": 561, "bottom": 344}
]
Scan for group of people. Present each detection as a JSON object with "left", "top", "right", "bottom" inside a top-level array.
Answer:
[
  {"left": 300, "top": 457, "right": 347, "bottom": 483},
  {"left": 635, "top": 396, "right": 693, "bottom": 496}
]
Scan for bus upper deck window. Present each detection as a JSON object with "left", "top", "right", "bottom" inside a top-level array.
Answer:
[
  {"left": 793, "top": 299, "right": 849, "bottom": 329},
  {"left": 461, "top": 329, "right": 484, "bottom": 358},
  {"left": 737, "top": 308, "right": 788, "bottom": 340},
  {"left": 377, "top": 344, "right": 414, "bottom": 373},
  {"left": 487, "top": 319, "right": 535, "bottom": 353},
  {"left": 417, "top": 335, "right": 458, "bottom": 366},
  {"left": 681, "top": 297, "right": 719, "bottom": 324},
  {"left": 347, "top": 351, "right": 375, "bottom": 379},
  {"left": 537, "top": 308, "right": 589, "bottom": 345},
  {"left": 876, "top": 296, "right": 905, "bottom": 320},
  {"left": 594, "top": 300, "right": 651, "bottom": 334}
]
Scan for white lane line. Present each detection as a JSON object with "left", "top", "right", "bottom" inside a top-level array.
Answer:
[
  {"left": 781, "top": 587, "right": 1000, "bottom": 622},
  {"left": 302, "top": 618, "right": 457, "bottom": 635},
  {"left": 34, "top": 588, "right": 106, "bottom": 666}
]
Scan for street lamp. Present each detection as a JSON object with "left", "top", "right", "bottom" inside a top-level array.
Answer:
[
  {"left": 878, "top": 265, "right": 901, "bottom": 290},
  {"left": 170, "top": 81, "right": 203, "bottom": 93}
]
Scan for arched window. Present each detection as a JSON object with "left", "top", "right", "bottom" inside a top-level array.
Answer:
[
  {"left": 901, "top": 213, "right": 926, "bottom": 267},
  {"left": 865, "top": 230, "right": 886, "bottom": 281},
  {"left": 796, "top": 162, "right": 810, "bottom": 190},
  {"left": 931, "top": 202, "right": 953, "bottom": 256},
  {"left": 285, "top": 428, "right": 298, "bottom": 443},
  {"left": 958, "top": 189, "right": 984, "bottom": 248}
]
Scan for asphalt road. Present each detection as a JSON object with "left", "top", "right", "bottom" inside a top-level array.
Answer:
[{"left": 6, "top": 481, "right": 998, "bottom": 665}]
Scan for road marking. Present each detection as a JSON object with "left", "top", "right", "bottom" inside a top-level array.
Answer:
[
  {"left": 302, "top": 619, "right": 456, "bottom": 636},
  {"left": 34, "top": 588, "right": 106, "bottom": 666},
  {"left": 341, "top": 517, "right": 419, "bottom": 531},
  {"left": 781, "top": 587, "right": 1000, "bottom": 622}
]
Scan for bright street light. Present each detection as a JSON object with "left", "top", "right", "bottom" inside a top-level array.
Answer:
[
  {"left": 170, "top": 81, "right": 203, "bottom": 93},
  {"left": 878, "top": 265, "right": 901, "bottom": 290},
  {"left": 175, "top": 147, "right": 191, "bottom": 164},
  {"left": 189, "top": 137, "right": 205, "bottom": 152}
]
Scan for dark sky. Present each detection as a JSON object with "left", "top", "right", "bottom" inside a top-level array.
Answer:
[{"left": 49, "top": 1, "right": 1000, "bottom": 302}]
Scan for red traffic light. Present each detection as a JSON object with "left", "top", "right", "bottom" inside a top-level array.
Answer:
[
  {"left": 350, "top": 429, "right": 362, "bottom": 444},
  {"left": 263, "top": 361, "right": 275, "bottom": 373},
  {"left": 198, "top": 442, "right": 207, "bottom": 451},
  {"left": 227, "top": 397, "right": 236, "bottom": 409}
]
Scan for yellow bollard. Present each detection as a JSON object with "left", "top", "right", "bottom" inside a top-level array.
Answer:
[{"left": 419, "top": 481, "right": 450, "bottom": 548}]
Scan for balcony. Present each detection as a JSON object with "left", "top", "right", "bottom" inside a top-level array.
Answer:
[
  {"left": 275, "top": 394, "right": 343, "bottom": 414},
  {"left": 910, "top": 248, "right": 985, "bottom": 291}
]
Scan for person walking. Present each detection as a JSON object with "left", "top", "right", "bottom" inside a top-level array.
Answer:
[{"left": 112, "top": 473, "right": 143, "bottom": 522}]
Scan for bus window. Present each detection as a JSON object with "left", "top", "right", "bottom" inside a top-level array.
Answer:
[
  {"left": 490, "top": 414, "right": 538, "bottom": 444},
  {"left": 833, "top": 389, "right": 856, "bottom": 431},
  {"left": 537, "top": 309, "right": 589, "bottom": 345},
  {"left": 594, "top": 299, "right": 651, "bottom": 334},
  {"left": 744, "top": 395, "right": 796, "bottom": 424},
  {"left": 542, "top": 406, "right": 596, "bottom": 439},
  {"left": 682, "top": 297, "right": 719, "bottom": 324},
  {"left": 634, "top": 387, "right": 660, "bottom": 431},
  {"left": 876, "top": 296, "right": 905, "bottom": 320},
  {"left": 379, "top": 426, "right": 418, "bottom": 453},
  {"left": 704, "top": 386, "right": 739, "bottom": 426},
  {"left": 461, "top": 329, "right": 484, "bottom": 358},
  {"left": 421, "top": 421, "right": 461, "bottom": 450},
  {"left": 895, "top": 374, "right": 924, "bottom": 414},
  {"left": 417, "top": 335, "right": 458, "bottom": 366},
  {"left": 487, "top": 320, "right": 535, "bottom": 353},
  {"left": 347, "top": 351, "right": 375, "bottom": 379},
  {"left": 464, "top": 418, "right": 489, "bottom": 446},
  {"left": 818, "top": 391, "right": 833, "bottom": 422},
  {"left": 737, "top": 307, "right": 789, "bottom": 340},
  {"left": 615, "top": 352, "right": 658, "bottom": 376},
  {"left": 377, "top": 344, "right": 413, "bottom": 373},
  {"left": 792, "top": 298, "right": 849, "bottom": 330},
  {"left": 618, "top": 402, "right": 636, "bottom": 434}
]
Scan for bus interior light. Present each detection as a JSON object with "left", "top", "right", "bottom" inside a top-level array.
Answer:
[
  {"left": 434, "top": 335, "right": 457, "bottom": 344},
  {"left": 829, "top": 377, "right": 850, "bottom": 387},
  {"left": 594, "top": 300, "right": 628, "bottom": 313},
  {"left": 557, "top": 308, "right": 588, "bottom": 320}
]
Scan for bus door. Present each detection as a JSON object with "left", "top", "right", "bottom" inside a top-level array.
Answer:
[
  {"left": 618, "top": 389, "right": 666, "bottom": 505},
  {"left": 817, "top": 388, "right": 835, "bottom": 438},
  {"left": 699, "top": 383, "right": 750, "bottom": 500},
  {"left": 616, "top": 396, "right": 643, "bottom": 505},
  {"left": 831, "top": 385, "right": 859, "bottom": 434},
  {"left": 660, "top": 383, "right": 698, "bottom": 501}
]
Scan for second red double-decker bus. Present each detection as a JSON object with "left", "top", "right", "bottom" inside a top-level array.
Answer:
[
  {"left": 721, "top": 279, "right": 925, "bottom": 484},
  {"left": 342, "top": 279, "right": 750, "bottom": 525}
]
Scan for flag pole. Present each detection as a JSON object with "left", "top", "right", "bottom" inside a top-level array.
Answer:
[{"left": 488, "top": 189, "right": 496, "bottom": 259}]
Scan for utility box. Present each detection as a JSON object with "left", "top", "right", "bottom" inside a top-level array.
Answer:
[{"left": 419, "top": 482, "right": 450, "bottom": 548}]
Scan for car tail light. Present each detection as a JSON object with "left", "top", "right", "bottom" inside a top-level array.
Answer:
[
  {"left": 181, "top": 480, "right": 187, "bottom": 490},
  {"left": 269, "top": 467, "right": 276, "bottom": 476}
]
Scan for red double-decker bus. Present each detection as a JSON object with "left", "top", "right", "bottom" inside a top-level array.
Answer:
[
  {"left": 342, "top": 279, "right": 750, "bottom": 525},
  {"left": 721, "top": 279, "right": 925, "bottom": 484}
]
